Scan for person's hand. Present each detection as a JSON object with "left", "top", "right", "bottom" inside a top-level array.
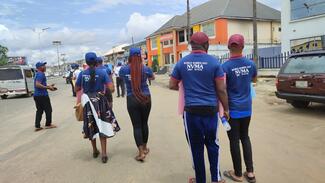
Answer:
[
  {"left": 48, "top": 86, "right": 55, "bottom": 91},
  {"left": 224, "top": 110, "right": 230, "bottom": 121},
  {"left": 108, "top": 102, "right": 113, "bottom": 109}
]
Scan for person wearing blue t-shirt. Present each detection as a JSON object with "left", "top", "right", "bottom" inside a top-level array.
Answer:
[
  {"left": 119, "top": 48, "right": 155, "bottom": 162},
  {"left": 75, "top": 52, "right": 119, "bottom": 164},
  {"left": 169, "top": 32, "right": 229, "bottom": 183},
  {"left": 222, "top": 34, "right": 257, "bottom": 183},
  {"left": 33, "top": 61, "right": 57, "bottom": 132},
  {"left": 96, "top": 56, "right": 113, "bottom": 104}
]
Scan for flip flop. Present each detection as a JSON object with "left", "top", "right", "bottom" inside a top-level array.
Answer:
[
  {"left": 45, "top": 125, "right": 57, "bottom": 129},
  {"left": 244, "top": 172, "right": 256, "bottom": 183},
  {"left": 223, "top": 170, "right": 243, "bottom": 182},
  {"left": 188, "top": 177, "right": 196, "bottom": 183},
  {"left": 34, "top": 127, "right": 43, "bottom": 132}
]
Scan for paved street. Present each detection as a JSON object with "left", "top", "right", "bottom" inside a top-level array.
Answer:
[{"left": 0, "top": 76, "right": 324, "bottom": 183}]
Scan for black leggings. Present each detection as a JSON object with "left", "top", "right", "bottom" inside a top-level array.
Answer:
[
  {"left": 127, "top": 95, "right": 151, "bottom": 147},
  {"left": 227, "top": 117, "right": 254, "bottom": 177}
]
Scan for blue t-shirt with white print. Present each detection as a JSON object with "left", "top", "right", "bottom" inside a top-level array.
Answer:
[
  {"left": 222, "top": 57, "right": 257, "bottom": 118},
  {"left": 171, "top": 53, "right": 224, "bottom": 107}
]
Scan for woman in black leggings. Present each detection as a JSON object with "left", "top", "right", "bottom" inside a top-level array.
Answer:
[{"left": 119, "top": 48, "right": 155, "bottom": 162}]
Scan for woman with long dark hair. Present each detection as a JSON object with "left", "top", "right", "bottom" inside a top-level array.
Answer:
[
  {"left": 119, "top": 48, "right": 155, "bottom": 162},
  {"left": 75, "top": 52, "right": 120, "bottom": 164}
]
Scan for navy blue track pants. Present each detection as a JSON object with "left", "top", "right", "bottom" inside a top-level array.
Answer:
[{"left": 184, "top": 112, "right": 222, "bottom": 183}]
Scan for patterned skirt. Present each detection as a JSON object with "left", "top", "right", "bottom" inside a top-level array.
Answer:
[{"left": 83, "top": 92, "right": 120, "bottom": 140}]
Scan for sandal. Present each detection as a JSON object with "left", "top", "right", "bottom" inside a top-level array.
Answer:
[
  {"left": 223, "top": 170, "right": 243, "bottom": 182},
  {"left": 244, "top": 172, "right": 256, "bottom": 183},
  {"left": 102, "top": 156, "right": 108, "bottom": 164},
  {"left": 34, "top": 127, "right": 43, "bottom": 132},
  {"left": 93, "top": 150, "right": 100, "bottom": 158},
  {"left": 45, "top": 125, "right": 57, "bottom": 129}
]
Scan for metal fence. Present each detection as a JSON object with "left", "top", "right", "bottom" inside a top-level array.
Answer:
[{"left": 219, "top": 52, "right": 291, "bottom": 69}]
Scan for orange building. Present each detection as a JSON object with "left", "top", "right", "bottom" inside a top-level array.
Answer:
[{"left": 146, "top": 0, "right": 281, "bottom": 67}]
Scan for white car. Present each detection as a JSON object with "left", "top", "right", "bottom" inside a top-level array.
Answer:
[{"left": 0, "top": 65, "right": 35, "bottom": 99}]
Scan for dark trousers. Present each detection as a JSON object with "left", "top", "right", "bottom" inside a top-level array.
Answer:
[
  {"left": 70, "top": 80, "right": 76, "bottom": 97},
  {"left": 227, "top": 117, "right": 254, "bottom": 177},
  {"left": 184, "top": 112, "right": 221, "bottom": 183},
  {"left": 116, "top": 77, "right": 125, "bottom": 97},
  {"left": 127, "top": 95, "right": 151, "bottom": 147},
  {"left": 34, "top": 96, "right": 52, "bottom": 128}
]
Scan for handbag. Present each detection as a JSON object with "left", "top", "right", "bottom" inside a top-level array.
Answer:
[
  {"left": 74, "top": 103, "right": 83, "bottom": 121},
  {"left": 74, "top": 72, "right": 84, "bottom": 121}
]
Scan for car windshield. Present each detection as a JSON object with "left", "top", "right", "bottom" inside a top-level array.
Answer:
[
  {"left": 0, "top": 68, "right": 24, "bottom": 81},
  {"left": 283, "top": 55, "right": 325, "bottom": 74}
]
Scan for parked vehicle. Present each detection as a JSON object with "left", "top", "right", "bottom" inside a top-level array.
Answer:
[
  {"left": 276, "top": 51, "right": 325, "bottom": 108},
  {"left": 0, "top": 65, "right": 35, "bottom": 99}
]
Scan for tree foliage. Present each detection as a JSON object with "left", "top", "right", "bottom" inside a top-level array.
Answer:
[{"left": 0, "top": 45, "right": 9, "bottom": 66}]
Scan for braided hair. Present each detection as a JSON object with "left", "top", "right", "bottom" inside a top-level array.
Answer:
[{"left": 129, "top": 55, "right": 150, "bottom": 104}]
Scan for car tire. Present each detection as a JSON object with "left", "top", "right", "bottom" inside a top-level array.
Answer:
[
  {"left": 1, "top": 95, "right": 8, "bottom": 99},
  {"left": 291, "top": 101, "right": 310, "bottom": 108}
]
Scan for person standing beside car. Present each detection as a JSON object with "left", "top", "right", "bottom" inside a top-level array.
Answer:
[
  {"left": 33, "top": 61, "right": 57, "bottom": 132},
  {"left": 222, "top": 34, "right": 257, "bottom": 183}
]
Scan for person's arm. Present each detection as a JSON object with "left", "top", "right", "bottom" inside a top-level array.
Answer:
[
  {"left": 75, "top": 72, "right": 82, "bottom": 92},
  {"left": 169, "top": 78, "right": 180, "bottom": 90},
  {"left": 169, "top": 63, "right": 181, "bottom": 90},
  {"left": 215, "top": 79, "right": 229, "bottom": 110},
  {"left": 103, "top": 72, "right": 115, "bottom": 93},
  {"left": 216, "top": 64, "right": 229, "bottom": 119},
  {"left": 146, "top": 67, "right": 155, "bottom": 81},
  {"left": 35, "top": 81, "right": 55, "bottom": 91},
  {"left": 252, "top": 62, "right": 258, "bottom": 84}
]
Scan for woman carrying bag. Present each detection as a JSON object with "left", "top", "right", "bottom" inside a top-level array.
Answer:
[
  {"left": 75, "top": 52, "right": 120, "bottom": 164},
  {"left": 119, "top": 48, "right": 155, "bottom": 162}
]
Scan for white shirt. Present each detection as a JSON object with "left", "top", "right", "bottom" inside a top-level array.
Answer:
[
  {"left": 114, "top": 66, "right": 122, "bottom": 77},
  {"left": 73, "top": 69, "right": 81, "bottom": 80}
]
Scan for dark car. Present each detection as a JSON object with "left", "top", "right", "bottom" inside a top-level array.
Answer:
[{"left": 276, "top": 51, "right": 325, "bottom": 108}]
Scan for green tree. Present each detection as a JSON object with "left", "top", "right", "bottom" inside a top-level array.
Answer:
[{"left": 0, "top": 45, "right": 9, "bottom": 66}]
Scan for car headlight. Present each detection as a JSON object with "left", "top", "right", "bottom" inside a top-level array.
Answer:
[{"left": 0, "top": 88, "right": 9, "bottom": 93}]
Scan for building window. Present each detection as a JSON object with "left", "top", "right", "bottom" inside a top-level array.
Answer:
[
  {"left": 291, "top": 0, "right": 325, "bottom": 20},
  {"left": 202, "top": 22, "right": 215, "bottom": 37},
  {"left": 164, "top": 54, "right": 171, "bottom": 65},
  {"left": 178, "top": 29, "right": 193, "bottom": 43},
  {"left": 178, "top": 30, "right": 186, "bottom": 43},
  {"left": 151, "top": 37, "right": 157, "bottom": 49},
  {"left": 163, "top": 40, "right": 173, "bottom": 46}
]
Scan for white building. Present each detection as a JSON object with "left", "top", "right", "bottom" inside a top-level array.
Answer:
[{"left": 282, "top": 0, "right": 325, "bottom": 53}]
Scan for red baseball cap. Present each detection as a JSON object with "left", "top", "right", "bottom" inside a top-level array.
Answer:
[
  {"left": 228, "top": 34, "right": 245, "bottom": 49},
  {"left": 190, "top": 32, "right": 209, "bottom": 45}
]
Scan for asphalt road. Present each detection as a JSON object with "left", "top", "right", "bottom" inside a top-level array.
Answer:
[{"left": 0, "top": 76, "right": 324, "bottom": 183}]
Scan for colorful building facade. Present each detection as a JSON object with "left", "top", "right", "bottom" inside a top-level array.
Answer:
[{"left": 146, "top": 0, "right": 281, "bottom": 67}]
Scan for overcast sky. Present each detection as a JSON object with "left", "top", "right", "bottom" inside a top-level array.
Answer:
[{"left": 0, "top": 0, "right": 282, "bottom": 65}]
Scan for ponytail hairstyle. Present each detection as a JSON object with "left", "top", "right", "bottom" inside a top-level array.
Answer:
[
  {"left": 129, "top": 54, "right": 150, "bottom": 104},
  {"left": 85, "top": 52, "right": 98, "bottom": 90}
]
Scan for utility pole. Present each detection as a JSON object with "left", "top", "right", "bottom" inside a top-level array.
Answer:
[
  {"left": 186, "top": 0, "right": 191, "bottom": 45},
  {"left": 34, "top": 27, "right": 50, "bottom": 59},
  {"left": 52, "top": 41, "right": 62, "bottom": 74},
  {"left": 61, "top": 53, "right": 66, "bottom": 72},
  {"left": 253, "top": 0, "right": 259, "bottom": 68}
]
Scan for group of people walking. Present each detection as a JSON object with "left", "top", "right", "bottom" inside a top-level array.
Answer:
[
  {"left": 33, "top": 31, "right": 256, "bottom": 183},
  {"left": 170, "top": 32, "right": 257, "bottom": 183}
]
